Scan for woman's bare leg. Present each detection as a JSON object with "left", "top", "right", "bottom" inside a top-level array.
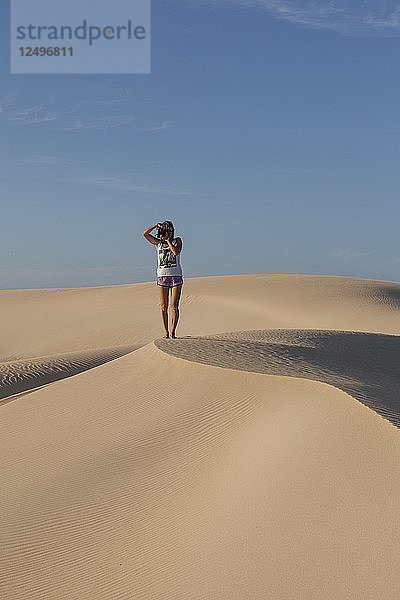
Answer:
[
  {"left": 158, "top": 285, "right": 170, "bottom": 337},
  {"left": 170, "top": 284, "right": 182, "bottom": 338}
]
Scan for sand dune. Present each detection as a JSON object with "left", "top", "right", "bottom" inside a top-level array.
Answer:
[
  {"left": 1, "top": 275, "right": 399, "bottom": 599},
  {"left": 0, "top": 345, "right": 138, "bottom": 402},
  {"left": 156, "top": 328, "right": 400, "bottom": 427},
  {"left": 2, "top": 275, "right": 400, "bottom": 360}
]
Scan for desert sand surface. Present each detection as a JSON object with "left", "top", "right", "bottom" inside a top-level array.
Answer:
[{"left": 1, "top": 274, "right": 399, "bottom": 599}]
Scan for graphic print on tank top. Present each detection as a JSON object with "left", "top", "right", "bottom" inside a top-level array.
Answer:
[
  {"left": 159, "top": 244, "right": 177, "bottom": 269},
  {"left": 157, "top": 238, "right": 182, "bottom": 277}
]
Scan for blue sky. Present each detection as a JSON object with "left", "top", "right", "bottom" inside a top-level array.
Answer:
[{"left": 1, "top": 0, "right": 400, "bottom": 289}]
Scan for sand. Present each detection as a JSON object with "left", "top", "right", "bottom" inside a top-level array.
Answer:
[{"left": 1, "top": 274, "right": 399, "bottom": 599}]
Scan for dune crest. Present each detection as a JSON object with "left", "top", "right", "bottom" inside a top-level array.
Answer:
[
  {"left": 156, "top": 328, "right": 400, "bottom": 428},
  {"left": 0, "top": 345, "right": 139, "bottom": 403}
]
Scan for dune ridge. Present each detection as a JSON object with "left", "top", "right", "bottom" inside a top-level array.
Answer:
[
  {"left": 155, "top": 328, "right": 400, "bottom": 428},
  {"left": 0, "top": 345, "right": 139, "bottom": 402}
]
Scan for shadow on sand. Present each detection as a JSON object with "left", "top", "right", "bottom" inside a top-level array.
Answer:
[
  {"left": 156, "top": 329, "right": 400, "bottom": 429},
  {"left": 0, "top": 345, "right": 139, "bottom": 405}
]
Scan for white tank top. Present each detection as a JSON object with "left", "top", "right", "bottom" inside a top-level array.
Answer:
[{"left": 156, "top": 238, "right": 183, "bottom": 277}]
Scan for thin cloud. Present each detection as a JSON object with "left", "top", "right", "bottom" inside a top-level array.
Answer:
[
  {"left": 20, "top": 155, "right": 87, "bottom": 167},
  {"left": 143, "top": 120, "right": 175, "bottom": 132},
  {"left": 0, "top": 97, "right": 136, "bottom": 130},
  {"left": 97, "top": 87, "right": 130, "bottom": 106},
  {"left": 2, "top": 104, "right": 60, "bottom": 125},
  {"left": 56, "top": 114, "right": 136, "bottom": 131},
  {"left": 73, "top": 175, "right": 191, "bottom": 196},
  {"left": 193, "top": 1, "right": 400, "bottom": 37},
  {"left": 330, "top": 247, "right": 375, "bottom": 261}
]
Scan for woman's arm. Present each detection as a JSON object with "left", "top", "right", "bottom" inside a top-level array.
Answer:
[
  {"left": 166, "top": 237, "right": 182, "bottom": 256},
  {"left": 142, "top": 223, "right": 161, "bottom": 245}
]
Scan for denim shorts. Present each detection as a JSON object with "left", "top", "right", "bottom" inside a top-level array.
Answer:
[{"left": 157, "top": 276, "right": 183, "bottom": 287}]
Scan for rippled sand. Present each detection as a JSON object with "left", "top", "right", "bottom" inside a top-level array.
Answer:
[{"left": 1, "top": 275, "right": 399, "bottom": 599}]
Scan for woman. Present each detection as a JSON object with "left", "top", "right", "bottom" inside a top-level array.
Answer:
[{"left": 142, "top": 221, "right": 183, "bottom": 339}]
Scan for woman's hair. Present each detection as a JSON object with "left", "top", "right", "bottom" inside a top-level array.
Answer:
[{"left": 158, "top": 220, "right": 175, "bottom": 239}]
